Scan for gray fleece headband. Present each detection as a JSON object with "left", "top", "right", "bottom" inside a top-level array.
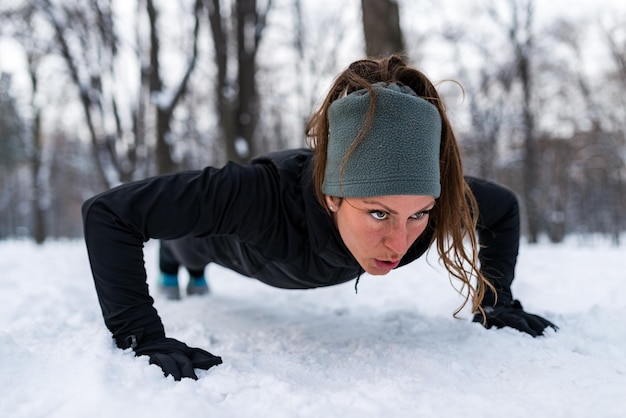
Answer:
[{"left": 322, "top": 82, "right": 442, "bottom": 198}]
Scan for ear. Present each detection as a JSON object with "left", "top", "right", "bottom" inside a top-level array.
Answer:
[{"left": 324, "top": 195, "right": 340, "bottom": 212}]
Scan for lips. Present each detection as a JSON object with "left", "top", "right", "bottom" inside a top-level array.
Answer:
[{"left": 374, "top": 259, "right": 401, "bottom": 271}]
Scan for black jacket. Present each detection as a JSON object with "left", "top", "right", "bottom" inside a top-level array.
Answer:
[{"left": 82, "top": 148, "right": 518, "bottom": 348}]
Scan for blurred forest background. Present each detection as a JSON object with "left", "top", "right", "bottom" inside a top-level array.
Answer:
[{"left": 0, "top": 0, "right": 625, "bottom": 244}]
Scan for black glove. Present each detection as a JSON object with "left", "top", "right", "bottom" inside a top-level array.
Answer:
[
  {"left": 134, "top": 337, "right": 222, "bottom": 380},
  {"left": 473, "top": 299, "right": 558, "bottom": 337}
]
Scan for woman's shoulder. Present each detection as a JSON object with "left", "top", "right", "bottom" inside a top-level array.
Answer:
[
  {"left": 249, "top": 147, "right": 317, "bottom": 222},
  {"left": 250, "top": 148, "right": 313, "bottom": 174}
]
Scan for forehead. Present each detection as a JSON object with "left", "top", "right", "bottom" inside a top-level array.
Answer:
[{"left": 355, "top": 195, "right": 435, "bottom": 211}]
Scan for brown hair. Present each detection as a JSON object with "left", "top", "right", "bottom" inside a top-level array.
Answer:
[{"left": 305, "top": 55, "right": 493, "bottom": 318}]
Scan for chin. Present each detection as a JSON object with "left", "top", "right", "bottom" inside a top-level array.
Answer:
[{"left": 364, "top": 267, "right": 392, "bottom": 276}]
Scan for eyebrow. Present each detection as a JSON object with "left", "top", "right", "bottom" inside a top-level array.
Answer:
[{"left": 361, "top": 199, "right": 436, "bottom": 215}]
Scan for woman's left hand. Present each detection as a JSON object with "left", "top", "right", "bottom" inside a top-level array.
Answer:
[{"left": 473, "top": 299, "right": 559, "bottom": 337}]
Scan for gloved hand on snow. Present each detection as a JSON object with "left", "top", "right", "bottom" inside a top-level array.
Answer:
[
  {"left": 473, "top": 299, "right": 558, "bottom": 337},
  {"left": 133, "top": 337, "right": 222, "bottom": 380}
]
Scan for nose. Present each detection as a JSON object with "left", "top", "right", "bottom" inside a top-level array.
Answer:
[{"left": 383, "top": 222, "right": 411, "bottom": 256}]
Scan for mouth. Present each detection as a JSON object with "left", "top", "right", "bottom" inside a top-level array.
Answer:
[{"left": 374, "top": 259, "right": 401, "bottom": 271}]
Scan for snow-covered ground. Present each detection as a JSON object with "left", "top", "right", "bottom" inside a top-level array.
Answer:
[{"left": 1, "top": 237, "right": 624, "bottom": 418}]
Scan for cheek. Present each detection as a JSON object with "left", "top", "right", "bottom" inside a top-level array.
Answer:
[
  {"left": 354, "top": 224, "right": 390, "bottom": 252},
  {"left": 410, "top": 219, "right": 430, "bottom": 240},
  {"left": 337, "top": 213, "right": 381, "bottom": 247}
]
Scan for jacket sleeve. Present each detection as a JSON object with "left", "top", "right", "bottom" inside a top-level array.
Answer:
[
  {"left": 82, "top": 162, "right": 278, "bottom": 348},
  {"left": 466, "top": 177, "right": 521, "bottom": 306}
]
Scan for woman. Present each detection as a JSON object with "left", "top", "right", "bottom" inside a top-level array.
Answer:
[{"left": 82, "top": 55, "right": 557, "bottom": 381}]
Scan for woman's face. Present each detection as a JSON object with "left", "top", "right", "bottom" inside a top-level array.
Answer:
[{"left": 325, "top": 194, "right": 435, "bottom": 275}]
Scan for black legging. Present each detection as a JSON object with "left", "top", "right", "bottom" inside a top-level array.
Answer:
[{"left": 159, "top": 241, "right": 205, "bottom": 278}]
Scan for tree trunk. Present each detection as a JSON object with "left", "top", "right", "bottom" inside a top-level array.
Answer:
[
  {"left": 232, "top": 0, "right": 260, "bottom": 162},
  {"left": 208, "top": 0, "right": 270, "bottom": 164},
  {"left": 515, "top": 1, "right": 541, "bottom": 243},
  {"left": 30, "top": 108, "right": 46, "bottom": 244},
  {"left": 361, "top": 0, "right": 405, "bottom": 58},
  {"left": 147, "top": 0, "right": 203, "bottom": 174},
  {"left": 28, "top": 53, "right": 46, "bottom": 244}
]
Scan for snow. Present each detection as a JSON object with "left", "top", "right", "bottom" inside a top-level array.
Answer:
[{"left": 1, "top": 238, "right": 625, "bottom": 418}]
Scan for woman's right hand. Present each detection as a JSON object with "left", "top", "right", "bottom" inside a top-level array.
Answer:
[{"left": 133, "top": 337, "right": 222, "bottom": 380}]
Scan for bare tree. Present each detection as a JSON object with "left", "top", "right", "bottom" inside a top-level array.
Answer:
[
  {"left": 361, "top": 0, "right": 405, "bottom": 58},
  {"left": 541, "top": 16, "right": 626, "bottom": 243},
  {"left": 0, "top": 4, "right": 50, "bottom": 242},
  {"left": 34, "top": 0, "right": 123, "bottom": 188},
  {"left": 146, "top": 0, "right": 203, "bottom": 174},
  {"left": 599, "top": 19, "right": 626, "bottom": 243},
  {"left": 291, "top": 0, "right": 352, "bottom": 122},
  {"left": 442, "top": 26, "right": 510, "bottom": 181},
  {"left": 0, "top": 73, "right": 27, "bottom": 239},
  {"left": 511, "top": 1, "right": 540, "bottom": 243},
  {"left": 207, "top": 0, "right": 272, "bottom": 164},
  {"left": 485, "top": 0, "right": 542, "bottom": 243},
  {"left": 27, "top": 51, "right": 46, "bottom": 243}
]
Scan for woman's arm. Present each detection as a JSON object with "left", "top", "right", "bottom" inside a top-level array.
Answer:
[
  {"left": 82, "top": 162, "right": 276, "bottom": 378},
  {"left": 466, "top": 176, "right": 520, "bottom": 306},
  {"left": 466, "top": 177, "right": 557, "bottom": 336}
]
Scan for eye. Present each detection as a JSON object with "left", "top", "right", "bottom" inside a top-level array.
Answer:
[
  {"left": 411, "top": 210, "right": 431, "bottom": 220},
  {"left": 369, "top": 210, "right": 388, "bottom": 220}
]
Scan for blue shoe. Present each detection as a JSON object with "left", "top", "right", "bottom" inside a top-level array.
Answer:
[
  {"left": 187, "top": 276, "right": 210, "bottom": 296},
  {"left": 158, "top": 272, "right": 180, "bottom": 300}
]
